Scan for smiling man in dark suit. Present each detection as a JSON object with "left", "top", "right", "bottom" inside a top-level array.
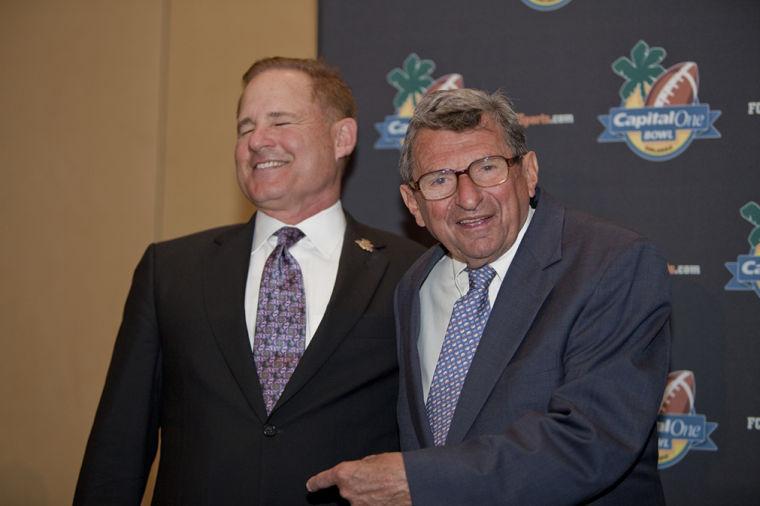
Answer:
[
  {"left": 308, "top": 88, "right": 671, "bottom": 504},
  {"left": 74, "top": 57, "right": 423, "bottom": 505}
]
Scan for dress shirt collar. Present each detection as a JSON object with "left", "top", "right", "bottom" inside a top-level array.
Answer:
[
  {"left": 252, "top": 200, "right": 346, "bottom": 258},
  {"left": 451, "top": 206, "right": 535, "bottom": 296}
]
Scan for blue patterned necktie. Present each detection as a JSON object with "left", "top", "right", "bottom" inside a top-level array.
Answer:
[
  {"left": 426, "top": 264, "right": 497, "bottom": 446},
  {"left": 253, "top": 227, "right": 306, "bottom": 414}
]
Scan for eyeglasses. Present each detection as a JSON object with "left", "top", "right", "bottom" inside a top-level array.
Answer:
[{"left": 408, "top": 155, "right": 522, "bottom": 201}]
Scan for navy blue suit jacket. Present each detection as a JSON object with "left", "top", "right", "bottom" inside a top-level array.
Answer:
[{"left": 395, "top": 191, "right": 671, "bottom": 505}]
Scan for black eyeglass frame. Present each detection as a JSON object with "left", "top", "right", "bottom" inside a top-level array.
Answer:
[{"left": 407, "top": 154, "right": 523, "bottom": 201}]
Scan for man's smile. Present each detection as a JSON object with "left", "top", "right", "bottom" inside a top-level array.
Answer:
[
  {"left": 456, "top": 214, "right": 494, "bottom": 228},
  {"left": 253, "top": 159, "right": 289, "bottom": 170}
]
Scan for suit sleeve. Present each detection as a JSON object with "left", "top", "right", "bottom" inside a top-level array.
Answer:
[
  {"left": 403, "top": 241, "right": 671, "bottom": 505},
  {"left": 74, "top": 245, "right": 162, "bottom": 505}
]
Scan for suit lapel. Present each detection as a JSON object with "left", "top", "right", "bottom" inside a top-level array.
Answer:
[
  {"left": 401, "top": 246, "right": 446, "bottom": 448},
  {"left": 272, "top": 216, "right": 390, "bottom": 411},
  {"left": 446, "top": 191, "right": 565, "bottom": 444},
  {"left": 203, "top": 217, "right": 269, "bottom": 422}
]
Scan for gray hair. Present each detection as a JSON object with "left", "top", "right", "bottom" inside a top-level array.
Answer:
[{"left": 399, "top": 88, "right": 528, "bottom": 183}]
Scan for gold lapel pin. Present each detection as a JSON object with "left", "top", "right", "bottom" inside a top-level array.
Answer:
[{"left": 354, "top": 238, "right": 375, "bottom": 252}]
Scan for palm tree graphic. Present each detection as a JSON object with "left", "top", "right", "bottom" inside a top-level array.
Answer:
[
  {"left": 740, "top": 202, "right": 760, "bottom": 248},
  {"left": 387, "top": 53, "right": 436, "bottom": 110},
  {"left": 612, "top": 40, "right": 667, "bottom": 103}
]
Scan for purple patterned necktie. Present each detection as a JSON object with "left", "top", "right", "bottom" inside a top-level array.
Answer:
[
  {"left": 426, "top": 264, "right": 497, "bottom": 446},
  {"left": 253, "top": 227, "right": 306, "bottom": 414}
]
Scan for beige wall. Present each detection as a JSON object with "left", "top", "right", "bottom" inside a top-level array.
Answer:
[{"left": 0, "top": 1, "right": 316, "bottom": 503}]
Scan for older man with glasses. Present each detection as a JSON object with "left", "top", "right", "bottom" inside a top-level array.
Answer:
[{"left": 308, "top": 88, "right": 672, "bottom": 505}]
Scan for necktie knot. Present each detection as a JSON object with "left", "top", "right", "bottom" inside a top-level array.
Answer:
[
  {"left": 466, "top": 264, "right": 496, "bottom": 291},
  {"left": 275, "top": 227, "right": 304, "bottom": 249}
]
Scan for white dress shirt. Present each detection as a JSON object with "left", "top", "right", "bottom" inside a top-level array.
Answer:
[
  {"left": 418, "top": 207, "right": 535, "bottom": 402},
  {"left": 244, "top": 201, "right": 346, "bottom": 350}
]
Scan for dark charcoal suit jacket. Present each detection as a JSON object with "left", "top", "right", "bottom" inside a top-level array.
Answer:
[
  {"left": 395, "top": 190, "right": 671, "bottom": 505},
  {"left": 75, "top": 214, "right": 423, "bottom": 505}
]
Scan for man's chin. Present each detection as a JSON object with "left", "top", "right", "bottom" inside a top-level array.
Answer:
[
  {"left": 454, "top": 241, "right": 507, "bottom": 267},
  {"left": 245, "top": 189, "right": 291, "bottom": 211}
]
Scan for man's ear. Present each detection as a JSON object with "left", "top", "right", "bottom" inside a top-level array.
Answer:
[
  {"left": 521, "top": 151, "right": 539, "bottom": 198},
  {"left": 399, "top": 184, "right": 427, "bottom": 228},
  {"left": 332, "top": 117, "right": 358, "bottom": 160}
]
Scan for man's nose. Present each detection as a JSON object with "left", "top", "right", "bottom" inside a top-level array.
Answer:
[
  {"left": 454, "top": 173, "right": 483, "bottom": 210},
  {"left": 248, "top": 126, "right": 274, "bottom": 151}
]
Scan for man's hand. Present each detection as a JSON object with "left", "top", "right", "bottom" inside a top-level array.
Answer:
[{"left": 306, "top": 452, "right": 411, "bottom": 506}]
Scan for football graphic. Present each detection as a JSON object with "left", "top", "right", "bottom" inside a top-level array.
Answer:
[
  {"left": 645, "top": 62, "right": 699, "bottom": 107},
  {"left": 426, "top": 73, "right": 464, "bottom": 94},
  {"left": 660, "top": 370, "right": 696, "bottom": 414}
]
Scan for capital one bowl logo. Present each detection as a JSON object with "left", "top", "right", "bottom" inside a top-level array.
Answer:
[
  {"left": 598, "top": 40, "right": 721, "bottom": 161},
  {"left": 521, "top": 0, "right": 572, "bottom": 11},
  {"left": 725, "top": 201, "right": 760, "bottom": 298},
  {"left": 375, "top": 53, "right": 465, "bottom": 150},
  {"left": 658, "top": 370, "right": 718, "bottom": 469}
]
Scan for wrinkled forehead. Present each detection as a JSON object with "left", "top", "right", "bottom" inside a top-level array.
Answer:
[{"left": 412, "top": 121, "right": 511, "bottom": 175}]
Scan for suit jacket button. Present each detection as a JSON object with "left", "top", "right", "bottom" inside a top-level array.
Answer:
[{"left": 263, "top": 424, "right": 278, "bottom": 437}]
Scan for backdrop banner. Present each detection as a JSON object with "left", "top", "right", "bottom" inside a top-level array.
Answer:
[{"left": 319, "top": 0, "right": 760, "bottom": 503}]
